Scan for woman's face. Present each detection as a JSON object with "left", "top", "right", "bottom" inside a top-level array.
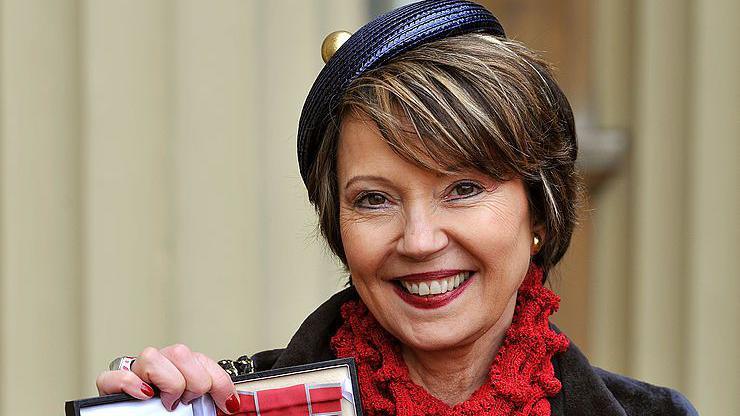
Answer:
[{"left": 337, "top": 113, "right": 536, "bottom": 352}]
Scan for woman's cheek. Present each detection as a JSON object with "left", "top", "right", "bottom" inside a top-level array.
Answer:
[
  {"left": 340, "top": 213, "right": 396, "bottom": 252},
  {"left": 341, "top": 215, "right": 394, "bottom": 274}
]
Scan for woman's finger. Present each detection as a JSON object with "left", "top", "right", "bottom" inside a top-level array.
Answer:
[
  {"left": 96, "top": 370, "right": 155, "bottom": 400},
  {"left": 194, "top": 352, "right": 240, "bottom": 414},
  {"left": 133, "top": 346, "right": 187, "bottom": 411},
  {"left": 159, "top": 344, "right": 213, "bottom": 408}
]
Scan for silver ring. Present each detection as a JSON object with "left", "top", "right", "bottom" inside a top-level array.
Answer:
[{"left": 109, "top": 356, "right": 136, "bottom": 372}]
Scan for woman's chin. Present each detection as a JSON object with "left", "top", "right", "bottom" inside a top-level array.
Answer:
[
  {"left": 370, "top": 285, "right": 486, "bottom": 351},
  {"left": 395, "top": 322, "right": 477, "bottom": 352}
]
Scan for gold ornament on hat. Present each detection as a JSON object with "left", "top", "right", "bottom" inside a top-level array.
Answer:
[{"left": 321, "top": 30, "right": 352, "bottom": 63}]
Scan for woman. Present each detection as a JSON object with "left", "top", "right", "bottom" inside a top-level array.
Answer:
[{"left": 96, "top": 1, "right": 697, "bottom": 414}]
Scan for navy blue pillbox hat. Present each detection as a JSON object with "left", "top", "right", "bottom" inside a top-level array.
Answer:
[{"left": 297, "top": 0, "right": 506, "bottom": 185}]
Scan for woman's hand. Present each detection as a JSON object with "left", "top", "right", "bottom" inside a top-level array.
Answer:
[{"left": 96, "top": 344, "right": 240, "bottom": 413}]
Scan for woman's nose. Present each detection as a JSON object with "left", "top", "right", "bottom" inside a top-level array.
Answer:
[{"left": 396, "top": 208, "right": 449, "bottom": 260}]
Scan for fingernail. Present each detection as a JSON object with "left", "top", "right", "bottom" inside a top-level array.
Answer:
[
  {"left": 225, "top": 394, "right": 240, "bottom": 413},
  {"left": 140, "top": 383, "right": 154, "bottom": 398},
  {"left": 170, "top": 399, "right": 180, "bottom": 411}
]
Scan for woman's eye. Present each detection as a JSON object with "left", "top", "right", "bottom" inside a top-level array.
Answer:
[
  {"left": 356, "top": 193, "right": 389, "bottom": 208},
  {"left": 449, "top": 182, "right": 483, "bottom": 199}
]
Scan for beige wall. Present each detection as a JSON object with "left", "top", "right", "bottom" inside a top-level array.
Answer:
[
  {"left": 589, "top": 0, "right": 739, "bottom": 414},
  {"left": 0, "top": 0, "right": 367, "bottom": 414},
  {"left": 0, "top": 0, "right": 737, "bottom": 415}
]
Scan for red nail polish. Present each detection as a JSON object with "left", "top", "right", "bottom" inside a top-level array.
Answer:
[
  {"left": 140, "top": 383, "right": 154, "bottom": 398},
  {"left": 170, "top": 400, "right": 180, "bottom": 411},
  {"left": 225, "top": 394, "right": 240, "bottom": 413}
]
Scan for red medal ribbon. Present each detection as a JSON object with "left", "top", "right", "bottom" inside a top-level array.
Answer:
[{"left": 216, "top": 384, "right": 343, "bottom": 416}]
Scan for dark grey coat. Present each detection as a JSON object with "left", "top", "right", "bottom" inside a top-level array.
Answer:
[{"left": 250, "top": 288, "right": 698, "bottom": 415}]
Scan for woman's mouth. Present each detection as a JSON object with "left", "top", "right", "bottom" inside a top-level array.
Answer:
[
  {"left": 393, "top": 271, "right": 475, "bottom": 309},
  {"left": 398, "top": 271, "right": 471, "bottom": 296}
]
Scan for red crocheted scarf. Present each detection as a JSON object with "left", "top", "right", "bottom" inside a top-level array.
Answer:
[{"left": 331, "top": 264, "right": 569, "bottom": 416}]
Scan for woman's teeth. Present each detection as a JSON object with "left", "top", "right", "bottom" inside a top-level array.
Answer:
[{"left": 400, "top": 272, "right": 471, "bottom": 296}]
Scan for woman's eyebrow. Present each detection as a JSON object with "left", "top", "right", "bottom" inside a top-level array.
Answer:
[{"left": 344, "top": 175, "right": 394, "bottom": 190}]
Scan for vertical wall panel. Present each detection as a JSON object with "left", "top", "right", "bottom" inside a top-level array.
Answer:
[
  {"left": 81, "top": 0, "right": 173, "bottom": 392},
  {"left": 171, "top": 0, "right": 368, "bottom": 357},
  {"left": 260, "top": 0, "right": 366, "bottom": 349},
  {"left": 631, "top": 0, "right": 689, "bottom": 389},
  {"left": 0, "top": 0, "right": 82, "bottom": 413},
  {"left": 171, "top": 0, "right": 265, "bottom": 358},
  {"left": 687, "top": 0, "right": 740, "bottom": 413},
  {"left": 589, "top": 0, "right": 632, "bottom": 375}
]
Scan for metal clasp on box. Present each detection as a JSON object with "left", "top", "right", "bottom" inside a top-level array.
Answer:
[{"left": 217, "top": 355, "right": 254, "bottom": 378}]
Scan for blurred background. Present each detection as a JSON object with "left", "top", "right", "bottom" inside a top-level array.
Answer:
[{"left": 0, "top": 0, "right": 737, "bottom": 414}]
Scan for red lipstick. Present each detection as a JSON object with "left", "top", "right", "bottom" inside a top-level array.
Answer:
[{"left": 393, "top": 272, "right": 475, "bottom": 309}]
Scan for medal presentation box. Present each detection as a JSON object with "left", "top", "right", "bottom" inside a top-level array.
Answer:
[{"left": 65, "top": 358, "right": 363, "bottom": 416}]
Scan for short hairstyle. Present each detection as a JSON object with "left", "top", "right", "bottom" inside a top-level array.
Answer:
[{"left": 307, "top": 33, "right": 582, "bottom": 279}]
